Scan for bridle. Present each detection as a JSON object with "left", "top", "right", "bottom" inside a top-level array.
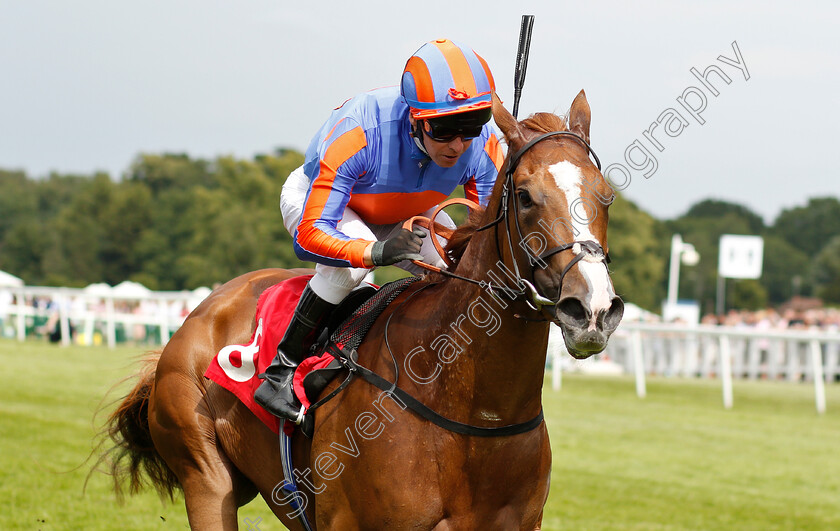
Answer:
[
  {"left": 478, "top": 130, "right": 610, "bottom": 308},
  {"left": 310, "top": 129, "right": 613, "bottom": 439},
  {"left": 407, "top": 129, "right": 610, "bottom": 312}
]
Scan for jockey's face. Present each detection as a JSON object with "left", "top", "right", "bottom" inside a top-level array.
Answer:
[{"left": 411, "top": 117, "right": 473, "bottom": 168}]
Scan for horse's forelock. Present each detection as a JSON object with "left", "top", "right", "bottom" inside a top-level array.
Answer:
[{"left": 518, "top": 113, "right": 568, "bottom": 135}]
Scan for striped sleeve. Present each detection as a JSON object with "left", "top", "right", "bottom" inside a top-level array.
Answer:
[
  {"left": 463, "top": 132, "right": 504, "bottom": 207},
  {"left": 294, "top": 123, "right": 373, "bottom": 268}
]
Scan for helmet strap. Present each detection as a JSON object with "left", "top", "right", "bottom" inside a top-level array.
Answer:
[{"left": 410, "top": 119, "right": 429, "bottom": 156}]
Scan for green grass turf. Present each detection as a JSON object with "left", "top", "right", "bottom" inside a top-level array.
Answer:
[
  {"left": 1, "top": 338, "right": 838, "bottom": 530},
  {"left": 542, "top": 373, "right": 840, "bottom": 530}
]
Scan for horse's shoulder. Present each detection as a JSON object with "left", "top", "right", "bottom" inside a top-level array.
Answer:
[{"left": 354, "top": 278, "right": 438, "bottom": 367}]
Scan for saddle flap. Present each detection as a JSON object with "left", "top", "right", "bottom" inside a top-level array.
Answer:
[{"left": 300, "top": 348, "right": 358, "bottom": 406}]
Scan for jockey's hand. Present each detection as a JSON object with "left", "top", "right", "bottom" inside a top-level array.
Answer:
[{"left": 371, "top": 228, "right": 426, "bottom": 266}]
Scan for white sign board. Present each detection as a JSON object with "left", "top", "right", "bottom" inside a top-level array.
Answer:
[
  {"left": 718, "top": 235, "right": 763, "bottom": 279},
  {"left": 662, "top": 301, "right": 701, "bottom": 324}
]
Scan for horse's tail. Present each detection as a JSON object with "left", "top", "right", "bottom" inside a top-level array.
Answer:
[{"left": 90, "top": 350, "right": 181, "bottom": 501}]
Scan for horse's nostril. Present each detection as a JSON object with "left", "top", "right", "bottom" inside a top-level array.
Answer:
[
  {"left": 601, "top": 297, "right": 624, "bottom": 332},
  {"left": 556, "top": 297, "right": 588, "bottom": 326}
]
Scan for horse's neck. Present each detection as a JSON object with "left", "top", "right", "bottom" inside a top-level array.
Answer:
[{"left": 423, "top": 225, "right": 549, "bottom": 418}]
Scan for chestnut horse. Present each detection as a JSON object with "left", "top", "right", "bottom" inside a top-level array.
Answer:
[{"left": 101, "top": 92, "right": 623, "bottom": 530}]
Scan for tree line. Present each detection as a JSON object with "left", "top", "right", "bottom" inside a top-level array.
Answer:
[{"left": 1, "top": 150, "right": 838, "bottom": 314}]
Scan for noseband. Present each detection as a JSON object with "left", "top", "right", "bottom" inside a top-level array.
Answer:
[{"left": 473, "top": 130, "right": 610, "bottom": 310}]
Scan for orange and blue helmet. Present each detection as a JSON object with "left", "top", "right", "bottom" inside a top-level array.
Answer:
[{"left": 401, "top": 39, "right": 496, "bottom": 120}]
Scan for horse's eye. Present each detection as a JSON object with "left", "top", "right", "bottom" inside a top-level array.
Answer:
[{"left": 517, "top": 190, "right": 533, "bottom": 208}]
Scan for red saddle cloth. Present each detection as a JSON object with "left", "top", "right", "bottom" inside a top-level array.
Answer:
[{"left": 204, "top": 275, "right": 340, "bottom": 435}]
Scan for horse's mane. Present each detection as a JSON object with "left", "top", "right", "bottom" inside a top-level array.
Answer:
[
  {"left": 444, "top": 112, "right": 569, "bottom": 265},
  {"left": 445, "top": 207, "right": 486, "bottom": 265}
]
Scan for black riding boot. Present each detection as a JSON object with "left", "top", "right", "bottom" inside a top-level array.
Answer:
[{"left": 254, "top": 284, "right": 336, "bottom": 423}]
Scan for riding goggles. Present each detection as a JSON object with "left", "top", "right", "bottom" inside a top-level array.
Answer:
[{"left": 422, "top": 107, "right": 492, "bottom": 142}]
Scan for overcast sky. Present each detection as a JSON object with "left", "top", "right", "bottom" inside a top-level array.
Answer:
[{"left": 1, "top": 1, "right": 837, "bottom": 223}]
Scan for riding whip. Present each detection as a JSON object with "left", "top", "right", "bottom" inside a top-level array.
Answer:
[{"left": 512, "top": 14, "right": 535, "bottom": 119}]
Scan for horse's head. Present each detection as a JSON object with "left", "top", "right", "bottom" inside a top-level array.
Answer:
[{"left": 493, "top": 91, "right": 624, "bottom": 358}]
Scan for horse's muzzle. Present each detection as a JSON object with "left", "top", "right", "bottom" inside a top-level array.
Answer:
[{"left": 553, "top": 295, "right": 624, "bottom": 359}]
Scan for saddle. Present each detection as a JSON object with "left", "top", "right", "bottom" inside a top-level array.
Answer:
[
  {"left": 204, "top": 275, "right": 417, "bottom": 436},
  {"left": 293, "top": 276, "right": 421, "bottom": 437}
]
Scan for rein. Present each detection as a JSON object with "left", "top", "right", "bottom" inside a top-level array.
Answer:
[{"left": 405, "top": 129, "right": 609, "bottom": 311}]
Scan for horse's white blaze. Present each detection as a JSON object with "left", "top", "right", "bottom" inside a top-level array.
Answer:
[{"left": 548, "top": 161, "right": 615, "bottom": 326}]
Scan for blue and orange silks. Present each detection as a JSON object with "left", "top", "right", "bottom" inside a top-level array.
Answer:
[
  {"left": 293, "top": 86, "right": 504, "bottom": 268},
  {"left": 401, "top": 38, "right": 495, "bottom": 120}
]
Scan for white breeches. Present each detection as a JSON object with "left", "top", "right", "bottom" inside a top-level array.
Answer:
[{"left": 280, "top": 166, "right": 455, "bottom": 304}]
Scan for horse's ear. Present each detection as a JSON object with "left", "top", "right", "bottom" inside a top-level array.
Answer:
[
  {"left": 568, "top": 89, "right": 591, "bottom": 144},
  {"left": 492, "top": 92, "right": 524, "bottom": 147}
]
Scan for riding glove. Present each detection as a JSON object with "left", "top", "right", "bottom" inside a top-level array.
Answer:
[{"left": 371, "top": 228, "right": 426, "bottom": 266}]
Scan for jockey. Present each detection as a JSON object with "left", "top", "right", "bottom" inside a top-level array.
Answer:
[{"left": 255, "top": 39, "right": 505, "bottom": 423}]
